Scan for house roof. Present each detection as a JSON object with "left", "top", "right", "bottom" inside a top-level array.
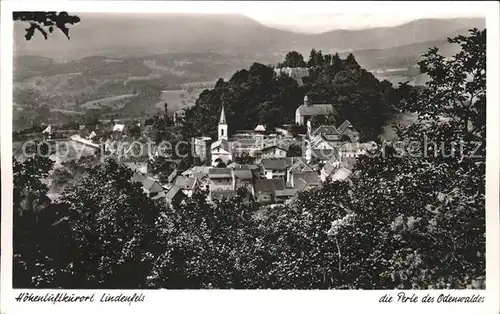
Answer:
[
  {"left": 275, "top": 188, "right": 298, "bottom": 197},
  {"left": 322, "top": 159, "right": 339, "bottom": 176},
  {"left": 254, "top": 178, "right": 286, "bottom": 193},
  {"left": 211, "top": 189, "right": 237, "bottom": 200},
  {"left": 143, "top": 177, "right": 164, "bottom": 193},
  {"left": 261, "top": 143, "right": 289, "bottom": 152},
  {"left": 208, "top": 167, "right": 232, "bottom": 179},
  {"left": 331, "top": 167, "right": 352, "bottom": 181},
  {"left": 338, "top": 120, "right": 355, "bottom": 134},
  {"left": 311, "top": 148, "right": 339, "bottom": 161},
  {"left": 292, "top": 171, "right": 321, "bottom": 190},
  {"left": 261, "top": 158, "right": 289, "bottom": 171},
  {"left": 296, "top": 104, "right": 337, "bottom": 117},
  {"left": 174, "top": 176, "right": 198, "bottom": 190},
  {"left": 254, "top": 124, "right": 266, "bottom": 132},
  {"left": 43, "top": 125, "right": 52, "bottom": 133},
  {"left": 113, "top": 124, "right": 125, "bottom": 132},
  {"left": 233, "top": 169, "right": 253, "bottom": 180},
  {"left": 312, "top": 125, "right": 341, "bottom": 136},
  {"left": 131, "top": 173, "right": 147, "bottom": 183},
  {"left": 289, "top": 158, "right": 313, "bottom": 173},
  {"left": 211, "top": 139, "right": 230, "bottom": 152},
  {"left": 165, "top": 185, "right": 185, "bottom": 201}
]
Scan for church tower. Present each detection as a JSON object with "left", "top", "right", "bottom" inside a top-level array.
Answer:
[{"left": 218, "top": 105, "right": 228, "bottom": 141}]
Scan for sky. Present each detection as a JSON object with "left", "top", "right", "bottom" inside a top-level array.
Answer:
[{"left": 6, "top": 1, "right": 488, "bottom": 33}]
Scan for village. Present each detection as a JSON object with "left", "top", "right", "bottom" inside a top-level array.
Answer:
[{"left": 39, "top": 93, "right": 374, "bottom": 208}]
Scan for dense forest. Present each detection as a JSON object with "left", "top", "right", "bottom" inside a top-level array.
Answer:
[
  {"left": 182, "top": 49, "right": 408, "bottom": 141},
  {"left": 13, "top": 29, "right": 486, "bottom": 289}
]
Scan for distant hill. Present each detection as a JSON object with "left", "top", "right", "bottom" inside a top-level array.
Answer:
[
  {"left": 341, "top": 38, "right": 464, "bottom": 85},
  {"left": 14, "top": 13, "right": 485, "bottom": 60}
]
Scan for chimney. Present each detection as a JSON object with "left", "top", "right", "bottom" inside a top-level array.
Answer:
[{"left": 304, "top": 95, "right": 310, "bottom": 107}]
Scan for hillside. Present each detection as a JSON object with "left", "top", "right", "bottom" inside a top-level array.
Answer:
[{"left": 14, "top": 14, "right": 484, "bottom": 60}]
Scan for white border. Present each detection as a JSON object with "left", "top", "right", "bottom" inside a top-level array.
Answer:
[{"left": 1, "top": 2, "right": 499, "bottom": 314}]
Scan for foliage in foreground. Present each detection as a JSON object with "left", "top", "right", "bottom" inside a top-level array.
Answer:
[{"left": 13, "top": 29, "right": 485, "bottom": 289}]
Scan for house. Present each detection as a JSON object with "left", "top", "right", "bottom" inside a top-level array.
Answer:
[
  {"left": 142, "top": 177, "right": 164, "bottom": 198},
  {"left": 165, "top": 185, "right": 187, "bottom": 207},
  {"left": 320, "top": 157, "right": 341, "bottom": 182},
  {"left": 211, "top": 139, "right": 232, "bottom": 166},
  {"left": 192, "top": 136, "right": 212, "bottom": 162},
  {"left": 254, "top": 178, "right": 286, "bottom": 204},
  {"left": 42, "top": 125, "right": 52, "bottom": 139},
  {"left": 210, "top": 189, "right": 237, "bottom": 202},
  {"left": 208, "top": 168, "right": 233, "bottom": 191},
  {"left": 330, "top": 167, "right": 352, "bottom": 182},
  {"left": 233, "top": 168, "right": 255, "bottom": 194},
  {"left": 339, "top": 142, "right": 365, "bottom": 158},
  {"left": 310, "top": 125, "right": 342, "bottom": 149},
  {"left": 274, "top": 67, "right": 309, "bottom": 86},
  {"left": 337, "top": 120, "right": 360, "bottom": 142},
  {"left": 254, "top": 124, "right": 266, "bottom": 133},
  {"left": 173, "top": 176, "right": 199, "bottom": 197},
  {"left": 307, "top": 147, "right": 339, "bottom": 164},
  {"left": 261, "top": 143, "right": 288, "bottom": 159},
  {"left": 123, "top": 161, "right": 148, "bottom": 174},
  {"left": 113, "top": 124, "right": 125, "bottom": 133},
  {"left": 274, "top": 188, "right": 298, "bottom": 204},
  {"left": 261, "top": 158, "right": 289, "bottom": 180},
  {"left": 295, "top": 95, "right": 338, "bottom": 126},
  {"left": 287, "top": 157, "right": 313, "bottom": 183},
  {"left": 289, "top": 171, "right": 321, "bottom": 191}
]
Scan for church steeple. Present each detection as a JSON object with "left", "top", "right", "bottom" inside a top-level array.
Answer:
[
  {"left": 219, "top": 105, "right": 227, "bottom": 124},
  {"left": 218, "top": 105, "right": 228, "bottom": 141}
]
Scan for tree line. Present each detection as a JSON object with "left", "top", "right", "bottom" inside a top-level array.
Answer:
[{"left": 13, "top": 29, "right": 486, "bottom": 289}]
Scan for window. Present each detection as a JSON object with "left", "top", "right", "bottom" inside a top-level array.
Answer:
[{"left": 221, "top": 129, "right": 224, "bottom": 136}]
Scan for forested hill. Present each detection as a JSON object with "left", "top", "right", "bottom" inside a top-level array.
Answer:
[{"left": 181, "top": 51, "right": 408, "bottom": 140}]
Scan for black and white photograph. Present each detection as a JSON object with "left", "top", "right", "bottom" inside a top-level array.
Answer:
[{"left": 1, "top": 1, "right": 499, "bottom": 313}]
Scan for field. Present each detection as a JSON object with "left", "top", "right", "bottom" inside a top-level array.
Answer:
[
  {"left": 81, "top": 94, "right": 135, "bottom": 109},
  {"left": 155, "top": 87, "right": 211, "bottom": 112}
]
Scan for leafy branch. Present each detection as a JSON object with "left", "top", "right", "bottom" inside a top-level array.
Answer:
[{"left": 13, "top": 11, "right": 81, "bottom": 40}]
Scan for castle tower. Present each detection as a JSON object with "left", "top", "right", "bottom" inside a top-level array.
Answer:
[{"left": 218, "top": 105, "right": 228, "bottom": 141}]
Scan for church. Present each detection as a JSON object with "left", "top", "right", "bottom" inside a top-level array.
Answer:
[{"left": 295, "top": 95, "right": 337, "bottom": 126}]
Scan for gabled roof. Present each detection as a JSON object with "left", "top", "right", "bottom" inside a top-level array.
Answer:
[
  {"left": 296, "top": 104, "right": 337, "bottom": 117},
  {"left": 322, "top": 158, "right": 340, "bottom": 176},
  {"left": 233, "top": 169, "right": 253, "bottom": 180},
  {"left": 261, "top": 158, "right": 288, "bottom": 171},
  {"left": 165, "top": 185, "right": 185, "bottom": 201},
  {"left": 331, "top": 167, "right": 352, "bottom": 181},
  {"left": 131, "top": 173, "right": 147, "bottom": 183},
  {"left": 211, "top": 139, "right": 230, "bottom": 152},
  {"left": 288, "top": 158, "right": 313, "bottom": 173},
  {"left": 43, "top": 125, "right": 52, "bottom": 133},
  {"left": 311, "top": 148, "right": 339, "bottom": 161},
  {"left": 113, "top": 124, "right": 125, "bottom": 132},
  {"left": 174, "top": 176, "right": 198, "bottom": 190},
  {"left": 312, "top": 125, "right": 341, "bottom": 137},
  {"left": 208, "top": 168, "right": 232, "bottom": 179},
  {"left": 254, "top": 178, "right": 286, "bottom": 193},
  {"left": 143, "top": 177, "right": 164, "bottom": 193},
  {"left": 261, "top": 143, "right": 289, "bottom": 152},
  {"left": 292, "top": 171, "right": 321, "bottom": 191},
  {"left": 337, "top": 120, "right": 355, "bottom": 134},
  {"left": 254, "top": 124, "right": 266, "bottom": 132}
]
